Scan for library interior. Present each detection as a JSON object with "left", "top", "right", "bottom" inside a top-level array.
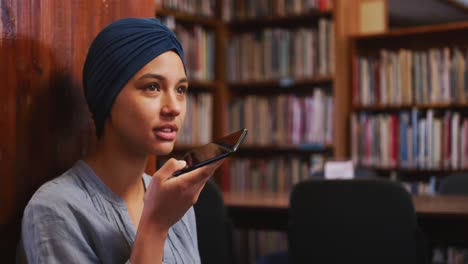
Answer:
[{"left": 2, "top": 0, "right": 468, "bottom": 263}]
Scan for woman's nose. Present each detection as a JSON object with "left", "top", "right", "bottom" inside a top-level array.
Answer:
[{"left": 160, "top": 92, "right": 181, "bottom": 117}]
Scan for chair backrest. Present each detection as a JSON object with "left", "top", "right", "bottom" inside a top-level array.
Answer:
[
  {"left": 193, "top": 180, "right": 235, "bottom": 264},
  {"left": 438, "top": 173, "right": 468, "bottom": 195},
  {"left": 288, "top": 179, "right": 426, "bottom": 264}
]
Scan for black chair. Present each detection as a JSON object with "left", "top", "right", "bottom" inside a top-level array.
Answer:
[
  {"left": 438, "top": 172, "right": 468, "bottom": 195},
  {"left": 435, "top": 172, "right": 468, "bottom": 254},
  {"left": 288, "top": 179, "right": 427, "bottom": 264},
  {"left": 256, "top": 168, "right": 379, "bottom": 264},
  {"left": 194, "top": 180, "right": 236, "bottom": 264}
]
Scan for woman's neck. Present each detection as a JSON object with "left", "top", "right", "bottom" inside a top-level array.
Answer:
[{"left": 85, "top": 136, "right": 148, "bottom": 204}]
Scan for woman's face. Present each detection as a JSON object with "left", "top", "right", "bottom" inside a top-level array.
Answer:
[{"left": 106, "top": 51, "right": 187, "bottom": 156}]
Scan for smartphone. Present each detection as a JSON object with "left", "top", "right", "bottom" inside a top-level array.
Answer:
[{"left": 173, "top": 128, "right": 248, "bottom": 176}]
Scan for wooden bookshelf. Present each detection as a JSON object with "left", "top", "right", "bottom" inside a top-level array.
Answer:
[
  {"left": 354, "top": 103, "right": 468, "bottom": 111},
  {"left": 225, "top": 14, "right": 335, "bottom": 194},
  {"left": 225, "top": 191, "right": 468, "bottom": 251},
  {"left": 350, "top": 21, "right": 468, "bottom": 186},
  {"left": 224, "top": 191, "right": 468, "bottom": 237},
  {"left": 238, "top": 144, "right": 333, "bottom": 154},
  {"left": 156, "top": 0, "right": 356, "bottom": 191},
  {"left": 188, "top": 80, "right": 222, "bottom": 92},
  {"left": 238, "top": 145, "right": 333, "bottom": 157},
  {"left": 155, "top": 7, "right": 220, "bottom": 27},
  {"left": 155, "top": 3, "right": 227, "bottom": 182},
  {"left": 153, "top": 1, "right": 376, "bottom": 262},
  {"left": 354, "top": 21, "right": 468, "bottom": 39},
  {"left": 227, "top": 10, "right": 333, "bottom": 29},
  {"left": 223, "top": 191, "right": 468, "bottom": 218},
  {"left": 360, "top": 165, "right": 468, "bottom": 176},
  {"left": 225, "top": 4, "right": 343, "bottom": 154},
  {"left": 352, "top": 22, "right": 468, "bottom": 56},
  {"left": 228, "top": 76, "right": 333, "bottom": 90},
  {"left": 167, "top": 143, "right": 326, "bottom": 154}
]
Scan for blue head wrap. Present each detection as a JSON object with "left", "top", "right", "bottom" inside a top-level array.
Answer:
[{"left": 83, "top": 18, "right": 185, "bottom": 137}]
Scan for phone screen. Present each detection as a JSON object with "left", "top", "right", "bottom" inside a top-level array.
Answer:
[{"left": 173, "top": 129, "right": 248, "bottom": 176}]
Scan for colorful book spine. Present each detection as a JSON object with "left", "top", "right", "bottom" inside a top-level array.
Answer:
[
  {"left": 351, "top": 109, "right": 468, "bottom": 170},
  {"left": 354, "top": 47, "right": 468, "bottom": 106}
]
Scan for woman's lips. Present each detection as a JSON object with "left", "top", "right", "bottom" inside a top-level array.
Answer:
[{"left": 153, "top": 128, "right": 177, "bottom": 141}]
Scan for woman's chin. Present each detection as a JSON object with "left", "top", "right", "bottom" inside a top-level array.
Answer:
[{"left": 152, "top": 141, "right": 175, "bottom": 156}]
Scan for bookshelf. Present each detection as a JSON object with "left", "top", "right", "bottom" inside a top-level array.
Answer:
[
  {"left": 155, "top": 0, "right": 356, "bottom": 193},
  {"left": 350, "top": 21, "right": 468, "bottom": 192},
  {"left": 155, "top": 8, "right": 219, "bottom": 27},
  {"left": 155, "top": 2, "right": 228, "bottom": 175},
  {"left": 237, "top": 144, "right": 334, "bottom": 154},
  {"left": 155, "top": 0, "right": 358, "bottom": 262},
  {"left": 226, "top": 10, "right": 333, "bottom": 28},
  {"left": 223, "top": 0, "right": 345, "bottom": 195},
  {"left": 228, "top": 76, "right": 334, "bottom": 90}
]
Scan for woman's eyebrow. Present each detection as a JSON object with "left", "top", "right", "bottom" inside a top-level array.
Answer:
[
  {"left": 137, "top": 74, "right": 187, "bottom": 84},
  {"left": 138, "top": 73, "right": 165, "bottom": 81}
]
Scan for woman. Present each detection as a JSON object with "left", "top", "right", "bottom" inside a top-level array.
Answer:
[{"left": 17, "top": 18, "right": 221, "bottom": 264}]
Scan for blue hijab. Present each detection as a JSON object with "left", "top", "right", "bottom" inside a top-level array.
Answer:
[{"left": 83, "top": 18, "right": 185, "bottom": 137}]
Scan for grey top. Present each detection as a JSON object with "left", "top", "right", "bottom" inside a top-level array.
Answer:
[{"left": 17, "top": 160, "right": 201, "bottom": 264}]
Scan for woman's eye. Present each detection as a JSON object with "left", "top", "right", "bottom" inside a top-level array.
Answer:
[
  {"left": 177, "top": 86, "right": 188, "bottom": 94},
  {"left": 145, "top": 83, "right": 160, "bottom": 92}
]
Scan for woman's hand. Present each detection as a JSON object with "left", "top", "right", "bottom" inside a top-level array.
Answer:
[
  {"left": 142, "top": 158, "right": 222, "bottom": 232},
  {"left": 131, "top": 158, "right": 222, "bottom": 264}
]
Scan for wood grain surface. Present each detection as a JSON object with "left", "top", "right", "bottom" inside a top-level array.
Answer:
[{"left": 0, "top": 0, "right": 155, "bottom": 260}]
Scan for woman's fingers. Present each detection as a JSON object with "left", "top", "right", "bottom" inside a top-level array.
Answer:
[
  {"left": 147, "top": 158, "right": 222, "bottom": 207},
  {"left": 155, "top": 158, "right": 187, "bottom": 181},
  {"left": 178, "top": 160, "right": 223, "bottom": 186},
  {"left": 145, "top": 158, "right": 186, "bottom": 199}
]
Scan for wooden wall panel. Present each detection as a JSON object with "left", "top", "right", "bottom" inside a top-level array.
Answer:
[
  {"left": 0, "top": 0, "right": 155, "bottom": 260},
  {"left": 332, "top": 0, "right": 360, "bottom": 159}
]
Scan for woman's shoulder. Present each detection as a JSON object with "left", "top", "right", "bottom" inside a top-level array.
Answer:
[{"left": 24, "top": 162, "right": 91, "bottom": 219}]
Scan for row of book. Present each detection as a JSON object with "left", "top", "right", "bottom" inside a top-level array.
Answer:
[
  {"left": 351, "top": 110, "right": 468, "bottom": 170},
  {"left": 353, "top": 47, "right": 468, "bottom": 106},
  {"left": 221, "top": 0, "right": 333, "bottom": 21},
  {"left": 177, "top": 93, "right": 213, "bottom": 145},
  {"left": 433, "top": 247, "right": 468, "bottom": 264},
  {"left": 228, "top": 91, "right": 333, "bottom": 146},
  {"left": 227, "top": 155, "right": 325, "bottom": 193},
  {"left": 401, "top": 178, "right": 437, "bottom": 195},
  {"left": 234, "top": 231, "right": 465, "bottom": 264},
  {"left": 159, "top": 17, "right": 215, "bottom": 81},
  {"left": 226, "top": 19, "right": 334, "bottom": 83},
  {"left": 156, "top": 0, "right": 215, "bottom": 17},
  {"left": 234, "top": 232, "right": 468, "bottom": 264},
  {"left": 233, "top": 230, "right": 287, "bottom": 264}
]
